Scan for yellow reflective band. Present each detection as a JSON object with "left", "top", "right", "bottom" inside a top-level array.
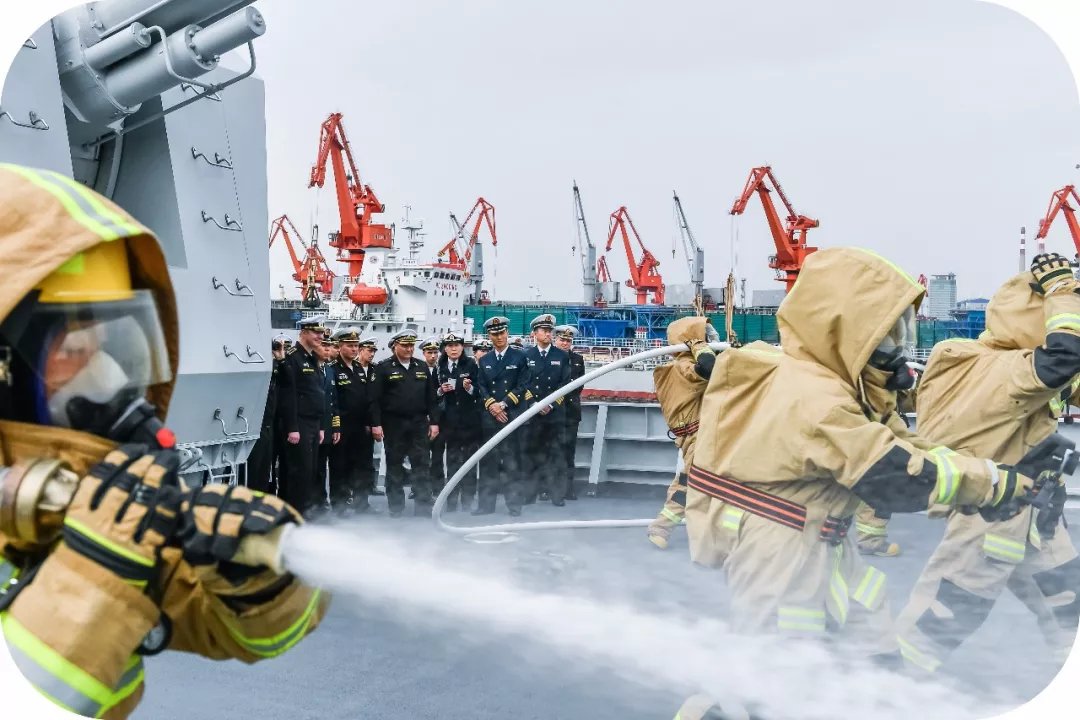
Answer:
[
  {"left": 63, "top": 517, "right": 154, "bottom": 568},
  {"left": 721, "top": 506, "right": 744, "bottom": 530},
  {"left": 983, "top": 533, "right": 1026, "bottom": 564},
  {"left": 855, "top": 521, "right": 887, "bottom": 537},
  {"left": 55, "top": 253, "right": 86, "bottom": 275},
  {"left": 777, "top": 606, "right": 826, "bottom": 633},
  {"left": 897, "top": 635, "right": 941, "bottom": 673},
  {"left": 851, "top": 566, "right": 887, "bottom": 610},
  {"left": 0, "top": 164, "right": 140, "bottom": 242},
  {"left": 1050, "top": 396, "right": 1067, "bottom": 417},
  {"left": 1046, "top": 313, "right": 1080, "bottom": 333},
  {"left": 226, "top": 589, "right": 322, "bottom": 658},
  {"left": 50, "top": 171, "right": 144, "bottom": 238},
  {"left": 660, "top": 507, "right": 683, "bottom": 524},
  {"left": 828, "top": 546, "right": 850, "bottom": 626},
  {"left": 1, "top": 612, "right": 115, "bottom": 714},
  {"left": 928, "top": 447, "right": 959, "bottom": 505},
  {"left": 852, "top": 248, "right": 923, "bottom": 290}
]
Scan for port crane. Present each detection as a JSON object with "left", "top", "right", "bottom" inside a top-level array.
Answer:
[
  {"left": 436, "top": 197, "right": 497, "bottom": 302},
  {"left": 268, "top": 214, "right": 335, "bottom": 308},
  {"left": 309, "top": 112, "right": 391, "bottom": 305},
  {"left": 571, "top": 182, "right": 603, "bottom": 305},
  {"left": 604, "top": 206, "right": 665, "bottom": 305},
  {"left": 1035, "top": 185, "right": 1080, "bottom": 261},
  {"left": 730, "top": 166, "right": 819, "bottom": 293},
  {"left": 672, "top": 191, "right": 705, "bottom": 313}
]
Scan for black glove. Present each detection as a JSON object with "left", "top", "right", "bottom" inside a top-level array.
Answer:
[
  {"left": 1030, "top": 253, "right": 1075, "bottom": 295},
  {"left": 1035, "top": 482, "right": 1068, "bottom": 539},
  {"left": 978, "top": 465, "right": 1034, "bottom": 522},
  {"left": 176, "top": 484, "right": 301, "bottom": 567}
]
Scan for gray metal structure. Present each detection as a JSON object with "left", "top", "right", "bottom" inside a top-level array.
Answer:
[
  {"left": 575, "top": 402, "right": 678, "bottom": 489},
  {"left": 573, "top": 181, "right": 598, "bottom": 305},
  {"left": 672, "top": 190, "right": 704, "bottom": 309},
  {"left": 0, "top": 0, "right": 272, "bottom": 481}
]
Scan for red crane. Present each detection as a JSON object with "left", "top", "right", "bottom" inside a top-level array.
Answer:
[
  {"left": 308, "top": 112, "right": 391, "bottom": 305},
  {"left": 269, "top": 214, "right": 335, "bottom": 308},
  {"left": 730, "top": 166, "right": 820, "bottom": 293},
  {"left": 436, "top": 197, "right": 497, "bottom": 277},
  {"left": 1035, "top": 185, "right": 1080, "bottom": 260},
  {"left": 604, "top": 206, "right": 665, "bottom": 305}
]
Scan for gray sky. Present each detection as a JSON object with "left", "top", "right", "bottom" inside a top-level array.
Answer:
[{"left": 254, "top": 0, "right": 1080, "bottom": 304}]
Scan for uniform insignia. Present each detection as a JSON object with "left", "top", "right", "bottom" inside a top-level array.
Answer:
[{"left": 550, "top": 360, "right": 561, "bottom": 366}]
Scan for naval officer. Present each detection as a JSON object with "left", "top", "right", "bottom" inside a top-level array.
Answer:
[
  {"left": 522, "top": 314, "right": 571, "bottom": 505},
  {"left": 554, "top": 324, "right": 585, "bottom": 501},
  {"left": 277, "top": 318, "right": 327, "bottom": 515}
]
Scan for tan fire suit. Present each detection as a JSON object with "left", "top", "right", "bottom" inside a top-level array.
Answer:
[
  {"left": 647, "top": 317, "right": 715, "bottom": 549},
  {"left": 684, "top": 247, "right": 1011, "bottom": 650},
  {"left": 0, "top": 165, "right": 329, "bottom": 718},
  {"left": 895, "top": 271, "right": 1080, "bottom": 672}
]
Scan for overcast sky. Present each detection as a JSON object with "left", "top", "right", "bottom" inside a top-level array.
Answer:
[{"left": 253, "top": 0, "right": 1080, "bottom": 304}]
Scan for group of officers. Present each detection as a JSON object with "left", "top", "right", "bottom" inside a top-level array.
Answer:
[{"left": 245, "top": 313, "right": 587, "bottom": 519}]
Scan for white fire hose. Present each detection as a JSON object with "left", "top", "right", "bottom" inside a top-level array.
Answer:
[{"left": 432, "top": 342, "right": 729, "bottom": 539}]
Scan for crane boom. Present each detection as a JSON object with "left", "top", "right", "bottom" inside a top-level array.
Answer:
[
  {"left": 730, "top": 166, "right": 819, "bottom": 293},
  {"left": 673, "top": 191, "right": 705, "bottom": 311},
  {"left": 573, "top": 181, "right": 598, "bottom": 304},
  {"left": 269, "top": 214, "right": 336, "bottom": 308},
  {"left": 605, "top": 206, "right": 665, "bottom": 305},
  {"left": 437, "top": 198, "right": 496, "bottom": 302},
  {"left": 308, "top": 112, "right": 391, "bottom": 305},
  {"left": 1035, "top": 185, "right": 1080, "bottom": 260}
]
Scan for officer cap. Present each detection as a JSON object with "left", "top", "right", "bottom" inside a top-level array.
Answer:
[
  {"left": 510, "top": 336, "right": 525, "bottom": 348},
  {"left": 441, "top": 331, "right": 466, "bottom": 347},
  {"left": 420, "top": 337, "right": 440, "bottom": 352},
  {"left": 334, "top": 329, "right": 361, "bottom": 343},
  {"left": 298, "top": 318, "right": 325, "bottom": 333},
  {"left": 472, "top": 338, "right": 493, "bottom": 351},
  {"left": 554, "top": 324, "right": 577, "bottom": 340},
  {"left": 388, "top": 330, "right": 418, "bottom": 348},
  {"left": 484, "top": 316, "right": 510, "bottom": 333},
  {"left": 321, "top": 336, "right": 337, "bottom": 347},
  {"left": 358, "top": 336, "right": 378, "bottom": 349},
  {"left": 530, "top": 313, "right": 556, "bottom": 331}
]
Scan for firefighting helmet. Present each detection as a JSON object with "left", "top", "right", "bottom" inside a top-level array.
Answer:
[{"left": 0, "top": 241, "right": 170, "bottom": 431}]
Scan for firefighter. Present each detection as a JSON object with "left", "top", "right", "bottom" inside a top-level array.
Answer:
[
  {"left": 894, "top": 256, "right": 1080, "bottom": 672},
  {"left": 647, "top": 316, "right": 718, "bottom": 550},
  {"left": 522, "top": 314, "right": 571, "bottom": 505},
  {"left": 369, "top": 331, "right": 440, "bottom": 517},
  {"left": 0, "top": 164, "right": 326, "bottom": 718},
  {"left": 245, "top": 337, "right": 286, "bottom": 493},
  {"left": 681, "top": 248, "right": 1040, "bottom": 680},
  {"left": 475, "top": 317, "right": 531, "bottom": 516},
  {"left": 554, "top": 325, "right": 585, "bottom": 500},
  {"left": 277, "top": 318, "right": 328, "bottom": 516},
  {"left": 421, "top": 337, "right": 447, "bottom": 500},
  {"left": 329, "top": 330, "right": 375, "bottom": 515},
  {"left": 436, "top": 332, "right": 482, "bottom": 511}
]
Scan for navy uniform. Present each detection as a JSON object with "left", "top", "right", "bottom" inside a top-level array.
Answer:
[
  {"left": 370, "top": 331, "right": 441, "bottom": 517},
  {"left": 475, "top": 317, "right": 532, "bottom": 516},
  {"left": 328, "top": 331, "right": 377, "bottom": 514},
  {"left": 245, "top": 338, "right": 284, "bottom": 494},
  {"left": 554, "top": 325, "right": 586, "bottom": 501},
  {"left": 522, "top": 314, "right": 572, "bottom": 505},
  {"left": 436, "top": 332, "right": 483, "bottom": 511},
  {"left": 421, "top": 337, "right": 447, "bottom": 500},
  {"left": 277, "top": 319, "right": 327, "bottom": 514}
]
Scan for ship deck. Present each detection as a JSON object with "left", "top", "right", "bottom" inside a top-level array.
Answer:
[{"left": 140, "top": 482, "right": 1079, "bottom": 719}]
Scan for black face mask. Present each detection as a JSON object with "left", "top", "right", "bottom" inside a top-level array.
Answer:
[{"left": 867, "top": 347, "right": 916, "bottom": 391}]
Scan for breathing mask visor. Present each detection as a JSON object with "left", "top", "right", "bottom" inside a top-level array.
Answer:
[
  {"left": 0, "top": 289, "right": 171, "bottom": 436},
  {"left": 867, "top": 304, "right": 917, "bottom": 391}
]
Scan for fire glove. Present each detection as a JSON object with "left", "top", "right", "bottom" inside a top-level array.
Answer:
[
  {"left": 977, "top": 465, "right": 1035, "bottom": 522},
  {"left": 176, "top": 484, "right": 301, "bottom": 568},
  {"left": 1030, "top": 253, "right": 1077, "bottom": 295},
  {"left": 1035, "top": 481, "right": 1068, "bottom": 539},
  {"left": 62, "top": 444, "right": 183, "bottom": 590}
]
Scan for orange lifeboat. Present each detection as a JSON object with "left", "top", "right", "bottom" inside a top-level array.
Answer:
[{"left": 349, "top": 283, "right": 388, "bottom": 306}]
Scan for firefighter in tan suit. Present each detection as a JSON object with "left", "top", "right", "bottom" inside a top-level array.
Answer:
[
  {"left": 0, "top": 165, "right": 328, "bottom": 718},
  {"left": 675, "top": 247, "right": 1038, "bottom": 720},
  {"left": 647, "top": 316, "right": 718, "bottom": 550},
  {"left": 894, "top": 255, "right": 1080, "bottom": 673}
]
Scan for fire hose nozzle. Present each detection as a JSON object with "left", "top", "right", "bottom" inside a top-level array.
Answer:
[{"left": 0, "top": 458, "right": 292, "bottom": 574}]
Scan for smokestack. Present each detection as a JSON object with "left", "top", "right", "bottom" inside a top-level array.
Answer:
[{"left": 1020, "top": 226, "right": 1026, "bottom": 272}]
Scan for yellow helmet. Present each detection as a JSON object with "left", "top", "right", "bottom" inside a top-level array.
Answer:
[{"left": 34, "top": 241, "right": 134, "bottom": 304}]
